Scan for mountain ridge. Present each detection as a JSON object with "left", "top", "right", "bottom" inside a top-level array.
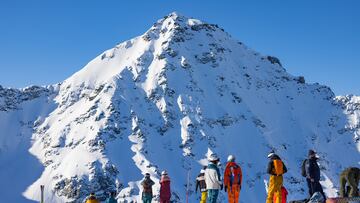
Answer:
[{"left": 0, "top": 12, "right": 359, "bottom": 203}]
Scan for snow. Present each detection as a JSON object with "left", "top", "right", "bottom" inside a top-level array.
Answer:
[{"left": 0, "top": 12, "right": 359, "bottom": 203}]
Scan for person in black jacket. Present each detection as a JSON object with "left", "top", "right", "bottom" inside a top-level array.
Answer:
[
  {"left": 266, "top": 152, "right": 287, "bottom": 203},
  {"left": 305, "top": 150, "right": 325, "bottom": 199},
  {"left": 195, "top": 168, "right": 207, "bottom": 203}
]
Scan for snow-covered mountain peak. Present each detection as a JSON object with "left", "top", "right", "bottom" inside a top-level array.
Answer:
[{"left": 0, "top": 12, "right": 359, "bottom": 203}]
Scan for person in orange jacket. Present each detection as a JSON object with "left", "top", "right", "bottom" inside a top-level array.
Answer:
[
  {"left": 224, "top": 155, "right": 242, "bottom": 203},
  {"left": 273, "top": 186, "right": 288, "bottom": 203}
]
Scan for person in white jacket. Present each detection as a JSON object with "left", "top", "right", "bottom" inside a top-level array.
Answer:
[{"left": 205, "top": 153, "right": 223, "bottom": 203}]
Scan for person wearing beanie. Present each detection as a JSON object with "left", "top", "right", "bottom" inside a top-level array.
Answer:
[
  {"left": 196, "top": 167, "right": 208, "bottom": 203},
  {"left": 85, "top": 192, "right": 100, "bottom": 203},
  {"left": 160, "top": 170, "right": 171, "bottom": 203},
  {"left": 205, "top": 153, "right": 223, "bottom": 203},
  {"left": 305, "top": 150, "right": 325, "bottom": 200},
  {"left": 266, "top": 152, "right": 287, "bottom": 203}
]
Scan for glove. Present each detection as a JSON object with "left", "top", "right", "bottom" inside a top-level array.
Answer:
[
  {"left": 224, "top": 186, "right": 227, "bottom": 192},
  {"left": 220, "top": 184, "right": 223, "bottom": 190}
]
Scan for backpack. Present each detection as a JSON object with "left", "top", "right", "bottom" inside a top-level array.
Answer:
[
  {"left": 301, "top": 159, "right": 308, "bottom": 177},
  {"left": 273, "top": 160, "right": 284, "bottom": 175},
  {"left": 224, "top": 162, "right": 242, "bottom": 186}
]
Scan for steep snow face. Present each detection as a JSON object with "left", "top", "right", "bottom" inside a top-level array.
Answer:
[
  {"left": 0, "top": 12, "right": 359, "bottom": 203},
  {"left": 0, "top": 85, "right": 58, "bottom": 202}
]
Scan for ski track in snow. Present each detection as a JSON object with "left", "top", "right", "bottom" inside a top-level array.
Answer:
[{"left": 0, "top": 12, "right": 359, "bottom": 203}]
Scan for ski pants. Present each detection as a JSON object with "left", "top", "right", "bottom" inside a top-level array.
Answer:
[
  {"left": 142, "top": 194, "right": 152, "bottom": 203},
  {"left": 160, "top": 199, "right": 170, "bottom": 203},
  {"left": 306, "top": 178, "right": 325, "bottom": 199},
  {"left": 207, "top": 189, "right": 219, "bottom": 203},
  {"left": 266, "top": 175, "right": 283, "bottom": 203},
  {"left": 227, "top": 185, "right": 240, "bottom": 203},
  {"left": 340, "top": 172, "right": 359, "bottom": 197},
  {"left": 200, "top": 191, "right": 207, "bottom": 203}
]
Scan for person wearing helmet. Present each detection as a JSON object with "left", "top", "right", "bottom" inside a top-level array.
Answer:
[
  {"left": 141, "top": 173, "right": 155, "bottom": 203},
  {"left": 224, "top": 155, "right": 242, "bottom": 203},
  {"left": 266, "top": 151, "right": 287, "bottom": 203},
  {"left": 160, "top": 170, "right": 171, "bottom": 203},
  {"left": 205, "top": 153, "right": 223, "bottom": 203},
  {"left": 196, "top": 167, "right": 207, "bottom": 203}
]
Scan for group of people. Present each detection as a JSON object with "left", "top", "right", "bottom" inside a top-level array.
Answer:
[
  {"left": 195, "top": 154, "right": 243, "bottom": 203},
  {"left": 267, "top": 149, "right": 359, "bottom": 203},
  {"left": 137, "top": 153, "right": 243, "bottom": 203},
  {"left": 84, "top": 150, "right": 359, "bottom": 203}
]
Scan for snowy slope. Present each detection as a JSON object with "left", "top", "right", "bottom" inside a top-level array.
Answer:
[
  {"left": 0, "top": 85, "right": 58, "bottom": 202},
  {"left": 0, "top": 12, "right": 359, "bottom": 203}
]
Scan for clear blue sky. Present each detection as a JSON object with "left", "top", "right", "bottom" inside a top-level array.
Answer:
[{"left": 0, "top": 0, "right": 359, "bottom": 95}]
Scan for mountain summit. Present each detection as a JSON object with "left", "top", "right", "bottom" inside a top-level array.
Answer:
[{"left": 0, "top": 12, "right": 359, "bottom": 202}]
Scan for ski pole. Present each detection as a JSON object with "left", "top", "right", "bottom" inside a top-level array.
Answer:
[
  {"left": 40, "top": 185, "right": 44, "bottom": 203},
  {"left": 186, "top": 170, "right": 190, "bottom": 203}
]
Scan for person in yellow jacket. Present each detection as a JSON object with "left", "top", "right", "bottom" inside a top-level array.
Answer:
[
  {"left": 85, "top": 192, "right": 100, "bottom": 203},
  {"left": 266, "top": 152, "right": 287, "bottom": 203}
]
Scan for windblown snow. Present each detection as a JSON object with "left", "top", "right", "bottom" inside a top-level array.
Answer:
[{"left": 0, "top": 12, "right": 359, "bottom": 203}]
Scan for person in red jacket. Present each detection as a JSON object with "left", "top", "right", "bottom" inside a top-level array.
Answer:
[
  {"left": 273, "top": 186, "right": 288, "bottom": 203},
  {"left": 160, "top": 170, "right": 171, "bottom": 203},
  {"left": 224, "top": 155, "right": 242, "bottom": 203}
]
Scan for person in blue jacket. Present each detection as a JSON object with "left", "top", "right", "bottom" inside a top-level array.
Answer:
[{"left": 105, "top": 191, "right": 117, "bottom": 203}]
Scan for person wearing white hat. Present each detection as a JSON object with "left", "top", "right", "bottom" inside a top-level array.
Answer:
[
  {"left": 196, "top": 167, "right": 207, "bottom": 203},
  {"left": 160, "top": 170, "right": 171, "bottom": 203},
  {"left": 205, "top": 153, "right": 223, "bottom": 203},
  {"left": 224, "top": 155, "right": 242, "bottom": 203}
]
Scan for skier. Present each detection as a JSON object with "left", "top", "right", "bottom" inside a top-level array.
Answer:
[
  {"left": 85, "top": 192, "right": 100, "bottom": 203},
  {"left": 340, "top": 167, "right": 360, "bottom": 197},
  {"left": 205, "top": 153, "right": 223, "bottom": 203},
  {"left": 195, "top": 167, "right": 207, "bottom": 203},
  {"left": 141, "top": 173, "right": 155, "bottom": 203},
  {"left": 266, "top": 151, "right": 287, "bottom": 203},
  {"left": 224, "top": 155, "right": 242, "bottom": 203},
  {"left": 305, "top": 150, "right": 325, "bottom": 200},
  {"left": 160, "top": 170, "right": 171, "bottom": 203},
  {"left": 105, "top": 191, "right": 117, "bottom": 203}
]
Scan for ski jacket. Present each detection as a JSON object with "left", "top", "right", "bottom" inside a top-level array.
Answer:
[
  {"left": 306, "top": 157, "right": 320, "bottom": 181},
  {"left": 267, "top": 155, "right": 287, "bottom": 176},
  {"left": 141, "top": 177, "right": 155, "bottom": 197},
  {"left": 105, "top": 197, "right": 117, "bottom": 203},
  {"left": 85, "top": 195, "right": 100, "bottom": 203},
  {"left": 196, "top": 172, "right": 207, "bottom": 192},
  {"left": 205, "top": 163, "right": 222, "bottom": 190},
  {"left": 224, "top": 161, "right": 242, "bottom": 187},
  {"left": 160, "top": 175, "right": 171, "bottom": 200}
]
